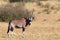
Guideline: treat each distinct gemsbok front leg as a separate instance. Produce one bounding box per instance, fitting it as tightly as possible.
[22,27,25,38]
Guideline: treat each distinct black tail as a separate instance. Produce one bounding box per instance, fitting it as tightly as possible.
[7,20,13,34]
[7,25,10,34]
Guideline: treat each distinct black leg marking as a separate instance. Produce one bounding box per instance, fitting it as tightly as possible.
[10,27,14,32]
[22,27,25,32]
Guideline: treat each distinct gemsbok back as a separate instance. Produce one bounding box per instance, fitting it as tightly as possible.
[7,17,33,38]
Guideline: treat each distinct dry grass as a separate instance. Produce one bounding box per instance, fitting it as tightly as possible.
[0,13,60,40]
[0,1,60,40]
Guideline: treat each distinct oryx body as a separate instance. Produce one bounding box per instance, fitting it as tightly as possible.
[7,17,32,38]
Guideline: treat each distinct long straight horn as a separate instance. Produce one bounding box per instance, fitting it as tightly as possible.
[31,9,35,20]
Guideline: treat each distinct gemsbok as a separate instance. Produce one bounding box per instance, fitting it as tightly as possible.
[7,17,33,38]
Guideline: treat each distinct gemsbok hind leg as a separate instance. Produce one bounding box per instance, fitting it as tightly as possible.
[7,26,14,40]
[7,26,14,38]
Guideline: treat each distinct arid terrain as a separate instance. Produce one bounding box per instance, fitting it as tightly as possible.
[0,1,60,40]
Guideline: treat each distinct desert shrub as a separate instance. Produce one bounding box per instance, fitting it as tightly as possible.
[9,0,33,3]
[9,0,21,2]
[0,3,33,22]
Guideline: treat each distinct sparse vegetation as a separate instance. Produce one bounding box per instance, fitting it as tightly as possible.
[9,0,33,2]
[0,3,33,22]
